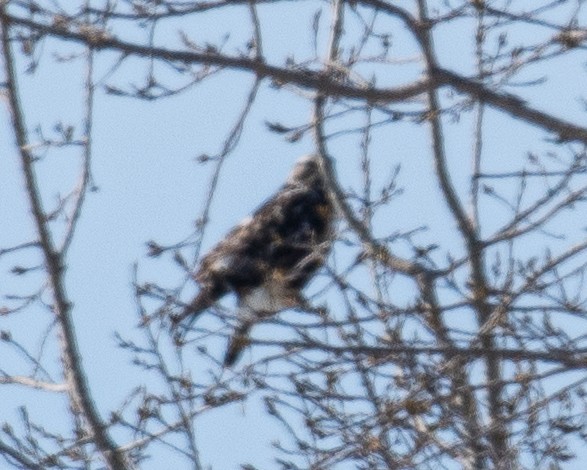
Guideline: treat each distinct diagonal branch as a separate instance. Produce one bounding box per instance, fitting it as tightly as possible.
[1,11,429,102]
[2,11,587,143]
[0,12,129,470]
[433,67,587,143]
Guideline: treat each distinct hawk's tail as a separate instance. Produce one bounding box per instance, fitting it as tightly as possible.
[223,321,253,367]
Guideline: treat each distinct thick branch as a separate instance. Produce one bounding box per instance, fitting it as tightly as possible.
[1,12,428,102]
[0,13,129,470]
[433,67,587,143]
[258,338,587,368]
[3,12,586,144]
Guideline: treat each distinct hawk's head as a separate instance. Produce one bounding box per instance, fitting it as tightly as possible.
[286,154,324,187]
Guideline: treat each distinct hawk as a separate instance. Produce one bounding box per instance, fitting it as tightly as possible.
[174,154,335,366]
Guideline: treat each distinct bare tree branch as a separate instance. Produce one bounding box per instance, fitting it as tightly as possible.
[0,9,129,470]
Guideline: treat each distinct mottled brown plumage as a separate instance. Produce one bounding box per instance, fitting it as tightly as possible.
[174,155,335,366]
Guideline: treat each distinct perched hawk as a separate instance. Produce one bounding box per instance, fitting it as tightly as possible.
[174,154,335,366]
